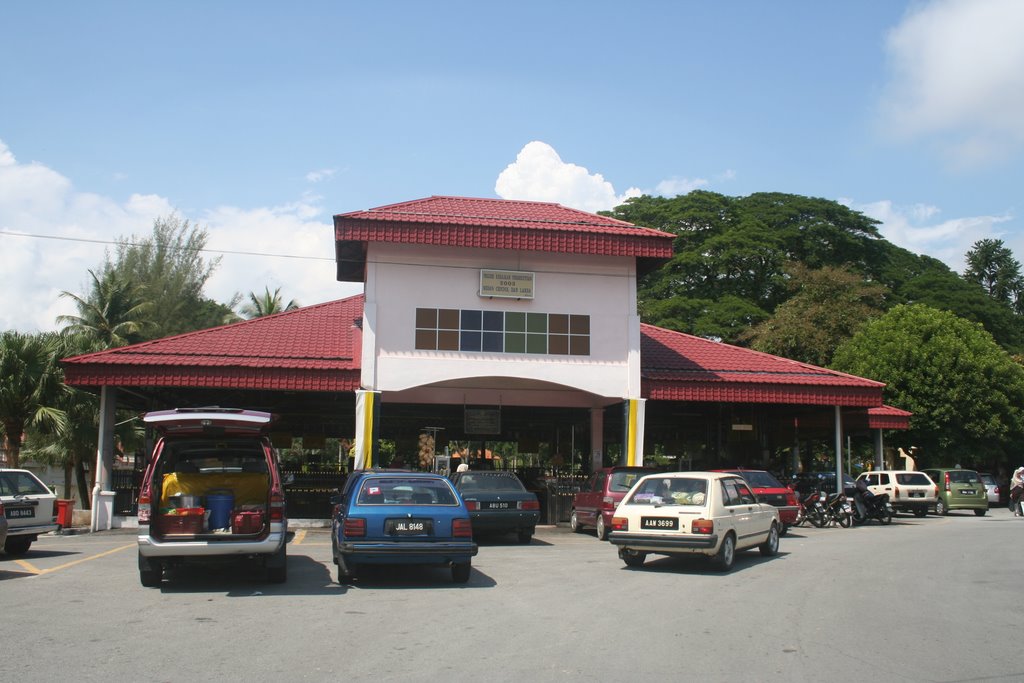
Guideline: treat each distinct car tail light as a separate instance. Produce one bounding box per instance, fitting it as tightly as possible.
[894,487,900,500]
[611,516,629,531]
[601,496,615,510]
[138,492,151,523]
[464,500,480,511]
[519,499,540,511]
[692,518,714,535]
[343,518,366,537]
[269,490,286,522]
[944,473,951,492]
[453,518,473,537]
[934,485,940,498]
[785,490,798,507]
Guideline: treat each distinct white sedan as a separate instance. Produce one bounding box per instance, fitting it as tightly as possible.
[608,471,780,572]
[0,468,58,555]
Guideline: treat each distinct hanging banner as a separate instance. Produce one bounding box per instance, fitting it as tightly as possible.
[622,398,646,466]
[353,390,381,470]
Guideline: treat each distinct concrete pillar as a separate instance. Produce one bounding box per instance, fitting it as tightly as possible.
[874,429,884,470]
[833,406,844,495]
[91,386,117,532]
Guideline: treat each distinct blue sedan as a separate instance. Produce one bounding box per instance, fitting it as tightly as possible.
[331,471,478,583]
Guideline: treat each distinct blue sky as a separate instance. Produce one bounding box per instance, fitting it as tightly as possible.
[2,0,1023,332]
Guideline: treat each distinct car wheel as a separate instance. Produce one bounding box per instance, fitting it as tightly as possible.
[913,508,927,518]
[974,508,988,517]
[337,561,358,584]
[779,523,790,537]
[880,510,893,525]
[596,516,608,541]
[711,533,736,572]
[759,523,779,556]
[935,499,947,516]
[619,549,646,568]
[451,562,471,583]
[517,528,533,544]
[3,536,32,555]
[266,545,287,584]
[569,510,582,533]
[138,552,162,587]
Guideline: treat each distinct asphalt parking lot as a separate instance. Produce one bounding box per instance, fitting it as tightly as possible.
[4,509,1024,682]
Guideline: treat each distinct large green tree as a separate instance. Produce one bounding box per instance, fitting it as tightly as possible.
[0,331,68,468]
[58,267,152,347]
[963,238,1023,305]
[743,264,889,366]
[831,304,1024,466]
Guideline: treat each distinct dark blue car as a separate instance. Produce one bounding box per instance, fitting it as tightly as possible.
[451,471,540,543]
[331,471,478,584]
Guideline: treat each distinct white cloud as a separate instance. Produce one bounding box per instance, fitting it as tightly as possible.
[305,168,336,183]
[879,0,1024,167]
[0,139,359,333]
[495,141,642,212]
[655,177,709,197]
[841,196,1012,272]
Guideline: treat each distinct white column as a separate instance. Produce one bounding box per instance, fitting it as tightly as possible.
[91,386,117,532]
[874,429,884,470]
[353,389,381,470]
[590,407,604,471]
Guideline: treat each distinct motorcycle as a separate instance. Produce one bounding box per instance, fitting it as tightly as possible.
[851,487,893,525]
[825,492,853,528]
[796,490,830,528]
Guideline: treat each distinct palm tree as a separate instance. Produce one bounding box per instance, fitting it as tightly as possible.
[0,331,68,468]
[239,286,299,319]
[57,268,153,347]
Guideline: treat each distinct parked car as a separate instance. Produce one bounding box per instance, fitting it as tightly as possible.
[570,466,659,540]
[855,470,937,517]
[0,468,59,555]
[0,501,7,551]
[136,407,289,587]
[714,469,800,535]
[608,472,780,572]
[451,470,540,543]
[921,467,988,516]
[332,470,478,583]
[978,473,1000,505]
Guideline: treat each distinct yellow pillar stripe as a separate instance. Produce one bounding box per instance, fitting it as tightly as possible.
[362,391,376,469]
[626,399,638,466]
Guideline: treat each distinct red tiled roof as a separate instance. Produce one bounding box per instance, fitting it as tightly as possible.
[333,196,675,281]
[866,405,912,429]
[61,297,364,392]
[62,295,889,409]
[640,324,884,406]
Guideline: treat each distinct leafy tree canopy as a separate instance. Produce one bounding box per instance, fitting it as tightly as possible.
[831,304,1024,466]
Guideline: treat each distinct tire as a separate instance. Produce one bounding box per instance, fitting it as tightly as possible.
[879,510,892,525]
[451,562,471,583]
[974,508,988,517]
[780,523,790,537]
[336,561,357,584]
[935,499,948,516]
[138,552,162,587]
[808,510,826,528]
[913,508,927,518]
[838,512,852,528]
[619,549,646,568]
[759,523,779,556]
[3,536,32,555]
[569,510,582,533]
[596,515,608,541]
[517,528,534,544]
[711,533,736,572]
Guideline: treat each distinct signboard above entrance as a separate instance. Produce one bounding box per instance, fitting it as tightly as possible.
[465,407,501,435]
[479,269,535,299]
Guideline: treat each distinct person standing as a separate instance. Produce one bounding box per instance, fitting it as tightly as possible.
[1009,467,1024,516]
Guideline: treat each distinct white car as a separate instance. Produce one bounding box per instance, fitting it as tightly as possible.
[855,470,937,517]
[0,468,59,555]
[608,472,780,572]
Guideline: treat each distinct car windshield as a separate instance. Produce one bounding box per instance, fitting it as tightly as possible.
[980,474,995,485]
[456,473,526,493]
[0,470,50,496]
[357,477,457,505]
[730,470,783,488]
[896,473,931,485]
[609,470,654,492]
[626,477,708,506]
[947,470,980,484]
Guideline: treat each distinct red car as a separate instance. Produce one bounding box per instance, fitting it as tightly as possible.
[570,466,658,540]
[715,469,800,535]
